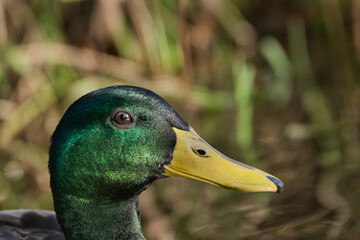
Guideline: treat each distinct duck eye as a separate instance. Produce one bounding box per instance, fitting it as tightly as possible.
[113,111,132,125]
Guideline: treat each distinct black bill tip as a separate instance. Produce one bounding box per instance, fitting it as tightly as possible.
[267,176,284,193]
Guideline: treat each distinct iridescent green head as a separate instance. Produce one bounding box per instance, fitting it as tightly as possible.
[49,86,189,202]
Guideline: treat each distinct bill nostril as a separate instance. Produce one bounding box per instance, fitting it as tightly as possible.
[196,149,206,156]
[191,147,207,156]
[266,176,284,193]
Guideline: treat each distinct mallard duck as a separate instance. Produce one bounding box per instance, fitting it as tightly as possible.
[0,85,283,240]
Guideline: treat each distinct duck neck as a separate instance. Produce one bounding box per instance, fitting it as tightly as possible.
[55,196,145,240]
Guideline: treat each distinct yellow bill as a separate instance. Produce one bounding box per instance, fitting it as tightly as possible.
[163,127,284,193]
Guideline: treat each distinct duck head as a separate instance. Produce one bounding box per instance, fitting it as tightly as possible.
[49,85,283,203]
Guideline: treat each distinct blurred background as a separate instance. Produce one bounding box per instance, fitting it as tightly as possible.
[0,0,359,239]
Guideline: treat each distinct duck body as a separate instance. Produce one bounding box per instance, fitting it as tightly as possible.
[0,86,283,239]
[0,210,64,239]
